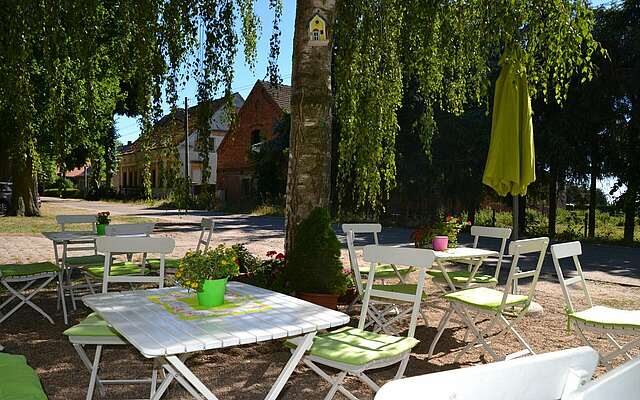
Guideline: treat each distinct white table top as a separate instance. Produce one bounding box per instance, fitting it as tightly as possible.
[42,231,98,242]
[432,247,499,260]
[83,282,350,358]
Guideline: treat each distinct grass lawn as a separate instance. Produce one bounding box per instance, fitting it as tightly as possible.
[0,202,157,235]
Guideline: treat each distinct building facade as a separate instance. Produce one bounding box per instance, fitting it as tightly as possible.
[216,80,291,202]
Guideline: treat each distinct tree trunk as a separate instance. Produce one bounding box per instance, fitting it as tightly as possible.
[10,153,40,216]
[285,0,336,255]
[548,168,558,238]
[623,184,637,244]
[588,161,598,238]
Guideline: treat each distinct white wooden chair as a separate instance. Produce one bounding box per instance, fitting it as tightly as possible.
[427,226,512,291]
[552,241,640,370]
[345,230,428,334]
[0,261,59,324]
[146,217,214,270]
[431,237,549,361]
[567,356,640,399]
[287,245,434,400]
[64,236,174,400]
[342,223,412,283]
[55,214,100,323]
[375,346,599,400]
[80,223,156,291]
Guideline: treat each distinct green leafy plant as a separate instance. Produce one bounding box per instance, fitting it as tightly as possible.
[247,250,287,293]
[231,243,260,273]
[175,245,239,291]
[411,214,469,248]
[96,211,111,225]
[286,208,347,295]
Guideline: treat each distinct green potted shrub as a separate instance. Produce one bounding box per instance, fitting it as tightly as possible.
[96,211,111,236]
[411,214,470,249]
[175,244,239,307]
[286,207,347,309]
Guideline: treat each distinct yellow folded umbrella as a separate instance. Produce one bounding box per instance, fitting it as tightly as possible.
[483,48,536,197]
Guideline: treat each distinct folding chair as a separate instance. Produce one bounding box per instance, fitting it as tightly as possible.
[552,241,640,371]
[287,245,434,400]
[342,223,412,283]
[432,237,549,362]
[64,236,174,400]
[427,226,512,291]
[146,217,214,270]
[375,346,599,400]
[567,355,640,400]
[80,223,156,291]
[345,230,429,334]
[54,214,100,322]
[0,261,59,324]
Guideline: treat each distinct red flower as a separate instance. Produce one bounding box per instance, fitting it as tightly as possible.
[266,250,277,257]
[446,215,453,222]
[275,253,285,261]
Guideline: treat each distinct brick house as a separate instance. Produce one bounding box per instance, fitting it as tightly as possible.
[216,80,291,202]
[112,93,244,198]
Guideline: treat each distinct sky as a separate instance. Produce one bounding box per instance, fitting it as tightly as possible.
[115,0,297,143]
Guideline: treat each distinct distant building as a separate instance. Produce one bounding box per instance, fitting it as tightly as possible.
[216,80,291,202]
[112,93,244,198]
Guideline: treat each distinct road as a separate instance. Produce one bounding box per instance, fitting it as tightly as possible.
[20,197,640,286]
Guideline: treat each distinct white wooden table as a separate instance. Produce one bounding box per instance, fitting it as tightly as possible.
[83,282,350,400]
[431,247,500,291]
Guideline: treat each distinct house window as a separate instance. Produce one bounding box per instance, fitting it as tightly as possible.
[251,130,262,145]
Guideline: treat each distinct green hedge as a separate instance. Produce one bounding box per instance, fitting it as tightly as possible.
[43,188,82,198]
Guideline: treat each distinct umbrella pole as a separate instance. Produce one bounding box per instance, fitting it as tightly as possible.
[512,195,519,241]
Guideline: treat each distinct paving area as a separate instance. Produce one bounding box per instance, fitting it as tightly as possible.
[2,197,640,286]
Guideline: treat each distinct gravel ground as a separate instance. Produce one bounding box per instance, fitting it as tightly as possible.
[2,276,640,400]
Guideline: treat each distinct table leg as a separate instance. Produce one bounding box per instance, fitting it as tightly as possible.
[264,331,316,400]
[151,355,218,400]
[435,260,457,292]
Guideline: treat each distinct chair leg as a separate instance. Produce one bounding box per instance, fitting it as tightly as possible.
[324,371,347,400]
[303,359,360,400]
[73,344,106,396]
[394,353,410,379]
[428,307,453,358]
[0,277,55,324]
[86,345,103,400]
[59,271,69,325]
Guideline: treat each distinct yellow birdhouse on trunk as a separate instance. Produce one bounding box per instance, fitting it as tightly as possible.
[309,13,327,44]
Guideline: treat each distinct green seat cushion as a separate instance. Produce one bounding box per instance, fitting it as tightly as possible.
[371,284,427,300]
[288,326,419,366]
[428,270,498,286]
[0,262,57,277]
[0,352,47,400]
[63,313,119,337]
[569,306,640,329]
[146,258,181,269]
[444,287,528,311]
[64,254,105,266]
[83,261,145,278]
[359,264,412,279]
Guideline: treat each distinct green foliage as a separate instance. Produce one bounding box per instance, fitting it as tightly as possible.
[245,251,287,293]
[42,188,82,198]
[231,243,260,274]
[286,208,346,295]
[334,0,602,214]
[250,113,289,202]
[411,215,470,248]
[176,245,239,291]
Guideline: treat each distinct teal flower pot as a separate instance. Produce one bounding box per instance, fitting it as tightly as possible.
[197,278,227,307]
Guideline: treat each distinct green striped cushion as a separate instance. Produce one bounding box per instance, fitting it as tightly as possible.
[359,264,412,279]
[570,306,640,330]
[63,313,119,337]
[84,262,146,278]
[0,262,57,277]
[444,287,528,311]
[428,270,498,286]
[64,254,105,266]
[0,352,47,400]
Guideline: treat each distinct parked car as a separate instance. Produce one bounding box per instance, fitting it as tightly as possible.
[0,182,41,215]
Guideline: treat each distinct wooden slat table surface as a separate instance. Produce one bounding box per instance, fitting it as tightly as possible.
[83,282,351,358]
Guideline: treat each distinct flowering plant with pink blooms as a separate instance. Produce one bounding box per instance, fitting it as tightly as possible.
[411,214,470,249]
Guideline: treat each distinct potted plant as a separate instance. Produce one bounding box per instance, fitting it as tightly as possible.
[411,215,470,250]
[285,208,348,309]
[96,211,111,236]
[175,244,239,307]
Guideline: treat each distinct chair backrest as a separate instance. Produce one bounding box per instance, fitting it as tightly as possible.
[342,223,382,295]
[470,226,512,279]
[105,223,155,237]
[499,237,549,312]
[551,241,593,314]
[56,214,97,232]
[568,356,640,400]
[95,236,175,293]
[360,245,434,337]
[374,346,599,400]
[196,217,215,252]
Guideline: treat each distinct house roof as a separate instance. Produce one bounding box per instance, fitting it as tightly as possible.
[65,167,88,178]
[258,80,292,113]
[119,93,243,155]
